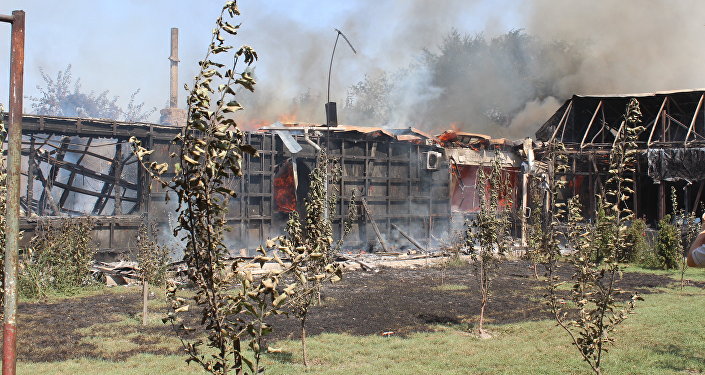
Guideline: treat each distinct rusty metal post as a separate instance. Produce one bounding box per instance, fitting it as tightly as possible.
[169,28,179,109]
[2,10,25,375]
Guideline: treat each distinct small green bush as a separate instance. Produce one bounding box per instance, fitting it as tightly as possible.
[20,218,96,298]
[655,214,681,270]
[623,218,648,263]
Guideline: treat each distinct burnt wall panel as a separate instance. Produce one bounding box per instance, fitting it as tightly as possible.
[13,115,451,256]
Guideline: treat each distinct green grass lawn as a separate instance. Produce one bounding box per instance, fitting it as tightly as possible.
[15,267,705,375]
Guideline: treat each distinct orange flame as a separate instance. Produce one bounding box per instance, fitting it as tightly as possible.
[277,113,297,124]
[437,129,458,147]
[273,160,297,213]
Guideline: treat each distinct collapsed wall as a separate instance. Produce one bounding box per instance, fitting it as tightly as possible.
[534,89,705,224]
[10,114,452,259]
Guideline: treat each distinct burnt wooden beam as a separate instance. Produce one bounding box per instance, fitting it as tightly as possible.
[33,167,62,216]
[25,136,35,216]
[34,152,138,191]
[92,161,118,214]
[58,137,92,207]
[19,115,180,141]
[549,101,572,143]
[361,197,388,252]
[114,145,123,215]
[30,170,138,203]
[647,97,668,146]
[22,137,125,164]
[38,137,69,215]
[580,100,603,149]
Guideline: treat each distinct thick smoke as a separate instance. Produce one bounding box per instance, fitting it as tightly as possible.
[238,0,705,138]
[8,1,705,139]
[523,0,705,97]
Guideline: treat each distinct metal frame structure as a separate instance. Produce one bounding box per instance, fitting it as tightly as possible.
[5,115,451,257]
[535,90,705,223]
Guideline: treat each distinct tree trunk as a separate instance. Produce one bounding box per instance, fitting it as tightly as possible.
[234,339,243,375]
[478,298,486,334]
[301,317,308,367]
[142,278,148,326]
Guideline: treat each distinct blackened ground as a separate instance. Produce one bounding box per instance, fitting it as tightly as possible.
[13,260,677,362]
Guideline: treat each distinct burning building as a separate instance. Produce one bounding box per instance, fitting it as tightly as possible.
[535,89,705,224]
[8,114,454,258]
[437,130,522,213]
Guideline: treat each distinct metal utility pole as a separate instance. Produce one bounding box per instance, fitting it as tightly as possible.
[325,28,356,127]
[323,28,356,221]
[1,10,25,375]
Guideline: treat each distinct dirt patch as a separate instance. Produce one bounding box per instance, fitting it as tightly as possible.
[265,260,673,341]
[11,260,675,362]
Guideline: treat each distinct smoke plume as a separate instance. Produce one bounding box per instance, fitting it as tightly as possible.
[238,0,705,138]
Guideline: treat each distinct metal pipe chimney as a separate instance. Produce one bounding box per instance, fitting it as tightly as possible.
[169,28,179,109]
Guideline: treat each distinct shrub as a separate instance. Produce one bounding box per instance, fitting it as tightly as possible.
[20,217,96,297]
[655,214,681,270]
[623,218,648,263]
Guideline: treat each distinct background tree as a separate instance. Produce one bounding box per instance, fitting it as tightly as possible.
[343,29,583,133]
[29,64,155,122]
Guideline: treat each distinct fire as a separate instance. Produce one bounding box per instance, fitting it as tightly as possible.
[273,159,297,213]
[437,129,458,147]
[436,123,464,146]
[239,118,269,131]
[277,113,297,124]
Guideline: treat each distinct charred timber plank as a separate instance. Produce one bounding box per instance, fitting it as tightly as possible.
[22,139,116,164]
[647,97,668,146]
[391,223,427,252]
[34,152,138,190]
[42,178,138,203]
[93,146,122,215]
[549,101,572,143]
[38,137,69,215]
[59,137,93,207]
[25,136,35,216]
[20,215,143,231]
[114,145,123,215]
[361,197,388,252]
[33,167,63,216]
[580,100,603,149]
[20,117,181,141]
[28,166,139,208]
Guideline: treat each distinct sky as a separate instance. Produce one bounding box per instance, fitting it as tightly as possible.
[3,1,705,136]
[0,0,521,124]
